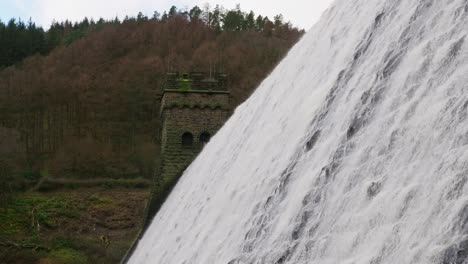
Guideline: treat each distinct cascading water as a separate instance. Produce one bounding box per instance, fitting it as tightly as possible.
[130,0,468,263]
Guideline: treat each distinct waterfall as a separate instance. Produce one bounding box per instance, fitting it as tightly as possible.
[130,0,468,263]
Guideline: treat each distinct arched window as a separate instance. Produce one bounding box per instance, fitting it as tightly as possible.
[199,132,211,145]
[182,132,194,146]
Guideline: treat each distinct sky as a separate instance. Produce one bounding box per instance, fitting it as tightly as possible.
[0,0,335,30]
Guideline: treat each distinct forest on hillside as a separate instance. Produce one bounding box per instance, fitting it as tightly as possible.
[0,5,303,194]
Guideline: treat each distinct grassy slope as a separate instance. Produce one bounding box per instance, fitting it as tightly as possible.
[0,188,149,264]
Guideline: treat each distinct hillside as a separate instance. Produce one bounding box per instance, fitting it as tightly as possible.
[0,5,303,183]
[0,188,149,264]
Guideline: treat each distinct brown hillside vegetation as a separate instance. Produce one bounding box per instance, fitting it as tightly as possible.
[0,7,303,180]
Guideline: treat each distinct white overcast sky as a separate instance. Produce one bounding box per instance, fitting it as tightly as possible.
[0,0,335,30]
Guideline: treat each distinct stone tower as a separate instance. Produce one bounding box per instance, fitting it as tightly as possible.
[145,72,231,224]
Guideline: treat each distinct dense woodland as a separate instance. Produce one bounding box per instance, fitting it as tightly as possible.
[0,17,117,68]
[0,5,303,192]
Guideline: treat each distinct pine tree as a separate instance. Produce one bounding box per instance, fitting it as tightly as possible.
[245,11,255,30]
[152,11,160,21]
[189,6,202,22]
[168,6,178,18]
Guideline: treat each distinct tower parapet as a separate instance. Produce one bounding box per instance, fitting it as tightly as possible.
[165,72,228,91]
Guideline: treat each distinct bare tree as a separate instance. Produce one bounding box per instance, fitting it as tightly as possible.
[0,127,22,211]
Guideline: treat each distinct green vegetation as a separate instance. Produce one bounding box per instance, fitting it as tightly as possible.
[50,248,88,264]
[177,78,193,91]
[33,177,150,192]
[0,17,116,68]
[0,190,148,264]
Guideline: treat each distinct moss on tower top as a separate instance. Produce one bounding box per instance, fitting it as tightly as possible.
[165,72,228,91]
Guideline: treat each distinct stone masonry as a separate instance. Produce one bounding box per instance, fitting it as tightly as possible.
[144,73,231,225]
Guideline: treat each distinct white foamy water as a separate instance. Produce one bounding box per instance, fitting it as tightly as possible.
[130,0,468,263]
